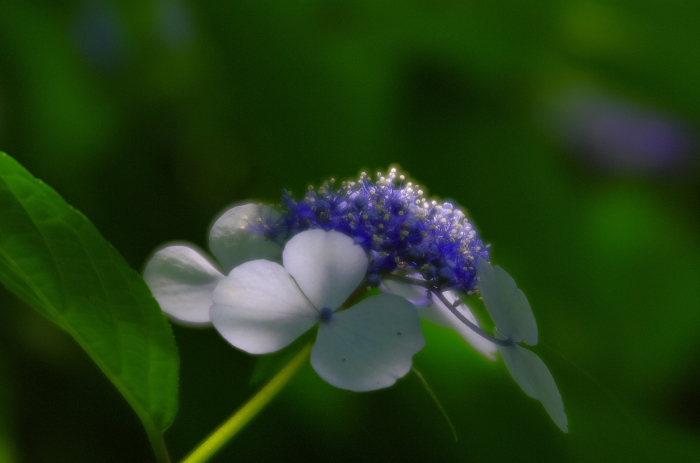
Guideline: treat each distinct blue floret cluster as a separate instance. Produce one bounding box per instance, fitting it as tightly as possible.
[254,168,489,294]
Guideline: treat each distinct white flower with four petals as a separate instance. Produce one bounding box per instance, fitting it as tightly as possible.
[211,229,426,391]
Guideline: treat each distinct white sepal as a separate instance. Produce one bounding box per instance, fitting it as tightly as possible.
[477,258,538,345]
[311,294,425,391]
[497,334,568,433]
[382,276,430,305]
[283,230,368,311]
[210,259,319,354]
[209,203,282,273]
[144,244,223,325]
[420,291,497,360]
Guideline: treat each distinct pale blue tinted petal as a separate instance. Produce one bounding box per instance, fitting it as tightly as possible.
[283,230,368,310]
[210,260,318,354]
[382,274,430,305]
[143,244,223,325]
[419,291,497,360]
[311,294,425,391]
[209,203,282,273]
[499,342,568,433]
[477,258,538,345]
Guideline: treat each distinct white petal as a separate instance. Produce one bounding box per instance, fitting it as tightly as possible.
[210,260,319,354]
[311,294,425,391]
[283,230,368,310]
[420,291,497,360]
[477,259,538,345]
[143,244,223,325]
[382,275,430,305]
[499,342,568,433]
[209,204,283,273]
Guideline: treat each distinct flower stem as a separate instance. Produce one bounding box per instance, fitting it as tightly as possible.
[180,343,313,463]
[430,290,512,347]
[146,428,172,463]
[383,274,512,347]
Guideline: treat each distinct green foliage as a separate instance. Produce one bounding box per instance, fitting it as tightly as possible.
[0,153,179,440]
[0,355,16,463]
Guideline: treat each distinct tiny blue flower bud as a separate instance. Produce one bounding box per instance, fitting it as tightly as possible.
[437,267,455,285]
[408,246,425,262]
[354,195,368,210]
[319,307,334,323]
[421,266,437,280]
[315,200,331,212]
[367,273,382,287]
[373,255,398,273]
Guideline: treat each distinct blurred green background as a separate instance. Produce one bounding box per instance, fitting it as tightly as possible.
[1,1,699,462]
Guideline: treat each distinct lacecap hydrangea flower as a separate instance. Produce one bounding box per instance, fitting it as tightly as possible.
[144,167,566,430]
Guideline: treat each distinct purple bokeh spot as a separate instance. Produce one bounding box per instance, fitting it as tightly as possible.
[73,2,126,70]
[552,89,695,176]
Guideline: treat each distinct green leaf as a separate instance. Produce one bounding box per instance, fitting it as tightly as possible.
[0,153,178,456]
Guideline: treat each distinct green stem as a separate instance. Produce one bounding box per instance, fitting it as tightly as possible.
[181,343,313,463]
[430,290,512,347]
[146,427,172,463]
